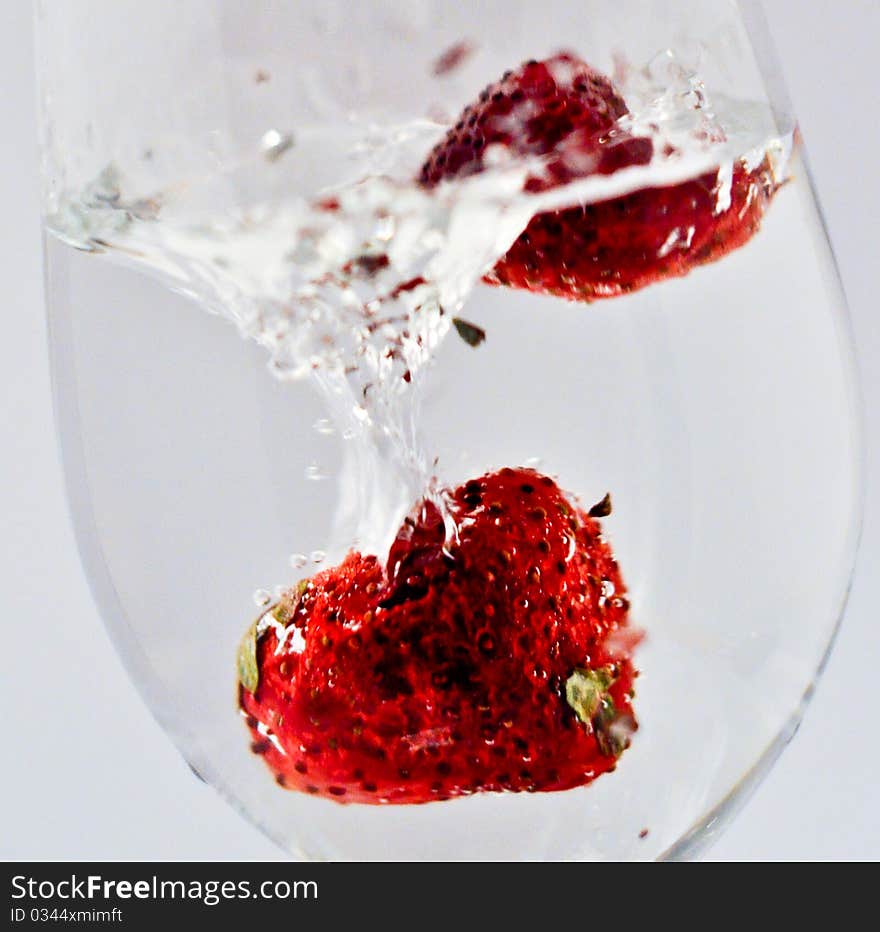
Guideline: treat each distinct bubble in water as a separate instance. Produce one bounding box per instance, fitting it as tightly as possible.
[599,578,617,607]
[253,588,272,607]
[311,550,327,564]
[290,553,308,569]
[374,215,395,242]
[313,418,335,435]
[524,456,543,468]
[342,427,359,441]
[305,463,328,481]
[261,128,295,163]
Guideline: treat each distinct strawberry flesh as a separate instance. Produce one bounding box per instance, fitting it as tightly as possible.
[420,53,777,301]
[240,468,638,804]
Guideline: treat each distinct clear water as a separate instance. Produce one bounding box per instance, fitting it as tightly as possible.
[46,52,794,557]
[44,50,861,858]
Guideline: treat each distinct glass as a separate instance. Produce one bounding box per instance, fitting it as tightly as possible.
[36,0,862,859]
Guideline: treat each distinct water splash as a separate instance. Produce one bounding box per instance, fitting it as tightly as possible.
[43,50,793,563]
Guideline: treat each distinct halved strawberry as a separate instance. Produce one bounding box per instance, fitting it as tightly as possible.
[239,468,638,804]
[420,53,777,301]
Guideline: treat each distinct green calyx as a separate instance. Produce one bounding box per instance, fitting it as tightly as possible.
[565,666,626,758]
[272,578,309,625]
[237,620,260,695]
[238,579,310,694]
[452,317,486,348]
[588,492,612,518]
[565,667,613,723]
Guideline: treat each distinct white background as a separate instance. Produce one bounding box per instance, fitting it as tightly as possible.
[1,0,877,860]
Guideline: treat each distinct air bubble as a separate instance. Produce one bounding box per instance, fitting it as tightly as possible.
[305,463,328,481]
[290,553,307,569]
[311,550,327,564]
[253,589,272,607]
[313,418,335,435]
[261,128,294,162]
[375,216,395,242]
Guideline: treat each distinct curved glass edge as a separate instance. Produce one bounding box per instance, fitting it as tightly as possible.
[660,554,863,860]
[661,68,868,854]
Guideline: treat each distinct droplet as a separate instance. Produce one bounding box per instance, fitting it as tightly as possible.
[311,550,326,564]
[375,215,395,242]
[261,128,294,162]
[305,464,327,481]
[290,553,307,569]
[313,418,335,435]
[253,589,271,607]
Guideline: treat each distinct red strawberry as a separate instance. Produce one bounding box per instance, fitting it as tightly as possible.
[239,468,638,804]
[419,54,777,301]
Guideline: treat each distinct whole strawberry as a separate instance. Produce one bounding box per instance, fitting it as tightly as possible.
[239,468,638,804]
[420,54,777,301]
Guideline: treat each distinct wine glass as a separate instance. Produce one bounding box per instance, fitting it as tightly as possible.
[36,0,862,860]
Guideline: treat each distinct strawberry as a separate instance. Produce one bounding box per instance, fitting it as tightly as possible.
[239,468,638,804]
[419,54,777,301]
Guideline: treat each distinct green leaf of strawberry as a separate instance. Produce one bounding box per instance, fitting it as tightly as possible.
[565,666,614,724]
[452,317,486,347]
[237,617,261,694]
[588,492,612,518]
[272,578,309,625]
[566,666,631,759]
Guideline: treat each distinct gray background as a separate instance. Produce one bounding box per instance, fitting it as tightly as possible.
[1,0,877,859]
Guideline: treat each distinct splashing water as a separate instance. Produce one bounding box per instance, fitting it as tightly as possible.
[43,48,793,560]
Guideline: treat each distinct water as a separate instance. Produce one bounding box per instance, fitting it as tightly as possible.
[43,51,860,859]
[46,51,793,561]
